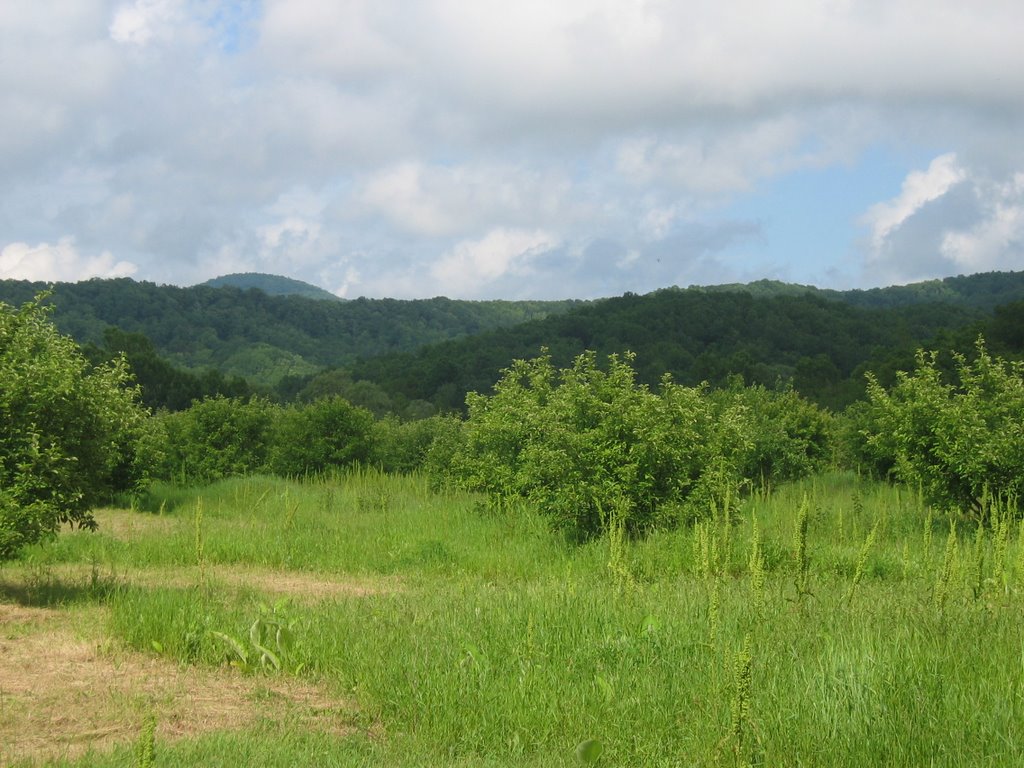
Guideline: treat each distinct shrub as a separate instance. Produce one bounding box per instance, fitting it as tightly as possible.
[862,339,1024,517]
[268,396,373,476]
[369,414,457,474]
[0,296,145,558]
[450,351,829,539]
[160,396,277,482]
[712,381,834,490]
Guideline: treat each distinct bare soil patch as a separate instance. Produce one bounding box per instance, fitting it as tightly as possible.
[0,602,357,765]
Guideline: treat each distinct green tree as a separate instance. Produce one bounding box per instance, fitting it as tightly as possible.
[268,397,373,476]
[0,296,145,559]
[862,339,1024,517]
[159,396,276,482]
[453,351,720,538]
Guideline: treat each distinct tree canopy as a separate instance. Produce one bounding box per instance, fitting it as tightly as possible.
[0,296,146,559]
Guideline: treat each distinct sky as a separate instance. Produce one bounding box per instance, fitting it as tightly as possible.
[1,0,1023,300]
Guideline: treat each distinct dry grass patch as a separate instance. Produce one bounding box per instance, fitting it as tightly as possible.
[65,507,181,543]
[9,561,401,605]
[0,601,357,765]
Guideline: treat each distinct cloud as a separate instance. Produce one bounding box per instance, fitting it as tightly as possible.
[357,161,575,238]
[430,228,559,295]
[2,1,1024,298]
[862,153,967,253]
[109,0,182,46]
[860,159,1024,284]
[0,237,137,282]
[940,173,1024,272]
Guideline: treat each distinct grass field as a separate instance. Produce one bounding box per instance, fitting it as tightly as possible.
[2,469,1022,766]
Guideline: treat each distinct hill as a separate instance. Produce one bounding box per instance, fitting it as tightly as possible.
[3,270,1022,411]
[698,271,1024,309]
[200,273,343,302]
[0,278,582,388]
[344,273,1024,412]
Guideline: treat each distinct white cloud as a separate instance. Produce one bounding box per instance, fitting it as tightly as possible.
[258,0,406,78]
[109,0,183,46]
[3,0,1024,296]
[358,161,575,238]
[940,173,1024,271]
[0,238,137,282]
[430,228,559,295]
[859,161,1024,284]
[862,153,967,254]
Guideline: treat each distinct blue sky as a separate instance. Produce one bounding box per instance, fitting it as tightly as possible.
[1,1,1023,299]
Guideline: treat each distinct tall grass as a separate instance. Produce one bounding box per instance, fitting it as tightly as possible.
[19,470,1024,766]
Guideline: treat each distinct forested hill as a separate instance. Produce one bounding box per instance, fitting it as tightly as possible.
[2,270,1022,411]
[698,270,1024,309]
[0,277,582,386]
[200,272,343,301]
[346,282,1024,413]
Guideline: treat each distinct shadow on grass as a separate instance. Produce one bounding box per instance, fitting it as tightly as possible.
[0,562,125,608]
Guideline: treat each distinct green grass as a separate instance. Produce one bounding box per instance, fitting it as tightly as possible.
[11,470,1024,766]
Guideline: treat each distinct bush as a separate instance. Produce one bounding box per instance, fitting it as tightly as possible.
[0,296,145,559]
[269,397,373,476]
[450,351,831,539]
[712,381,834,490]
[861,339,1024,517]
[158,396,277,483]
[369,414,458,474]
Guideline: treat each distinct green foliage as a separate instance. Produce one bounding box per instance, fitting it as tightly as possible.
[142,394,445,483]
[711,381,834,491]
[0,277,580,389]
[156,396,277,483]
[0,296,145,559]
[87,327,253,411]
[860,339,1024,516]
[201,272,344,301]
[210,599,301,674]
[350,283,1013,415]
[268,397,374,476]
[369,414,459,474]
[450,351,831,539]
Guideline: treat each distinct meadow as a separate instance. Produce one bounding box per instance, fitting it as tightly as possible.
[2,469,1023,766]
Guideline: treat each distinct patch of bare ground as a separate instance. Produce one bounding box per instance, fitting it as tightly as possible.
[0,602,359,765]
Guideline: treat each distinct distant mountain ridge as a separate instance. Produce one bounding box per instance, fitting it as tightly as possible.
[0,276,582,387]
[1,270,1022,404]
[200,273,343,301]
[697,272,1024,309]
[345,270,1024,412]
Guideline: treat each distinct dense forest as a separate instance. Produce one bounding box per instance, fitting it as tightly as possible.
[0,277,581,387]
[2,271,1023,415]
[345,284,1024,413]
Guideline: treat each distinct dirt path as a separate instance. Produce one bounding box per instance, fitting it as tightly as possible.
[0,599,358,764]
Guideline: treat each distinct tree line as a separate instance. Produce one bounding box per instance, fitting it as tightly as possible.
[4,292,1022,560]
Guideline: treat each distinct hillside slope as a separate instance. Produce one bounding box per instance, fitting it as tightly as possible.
[347,274,1024,412]
[0,278,582,386]
[200,273,343,302]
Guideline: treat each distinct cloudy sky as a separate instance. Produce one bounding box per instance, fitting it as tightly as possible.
[1,0,1023,299]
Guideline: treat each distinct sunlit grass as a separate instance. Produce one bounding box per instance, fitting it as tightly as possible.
[9,470,1024,766]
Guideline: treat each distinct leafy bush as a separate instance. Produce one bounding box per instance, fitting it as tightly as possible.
[369,414,459,474]
[269,397,373,476]
[861,339,1024,517]
[0,296,145,558]
[157,396,277,482]
[449,351,832,539]
[712,381,834,490]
